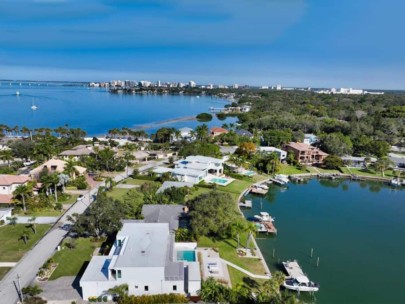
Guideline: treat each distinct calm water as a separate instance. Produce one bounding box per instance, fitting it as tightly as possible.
[243,179,405,304]
[0,82,235,135]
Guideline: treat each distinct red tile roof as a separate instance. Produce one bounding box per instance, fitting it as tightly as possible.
[0,175,30,186]
[210,127,228,134]
[0,194,13,204]
[286,142,328,156]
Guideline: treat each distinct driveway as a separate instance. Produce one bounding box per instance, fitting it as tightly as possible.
[38,276,83,303]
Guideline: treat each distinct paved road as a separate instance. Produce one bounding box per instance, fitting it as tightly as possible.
[0,160,166,303]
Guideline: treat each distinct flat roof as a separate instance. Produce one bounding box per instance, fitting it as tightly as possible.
[142,204,185,231]
[184,155,224,164]
[113,222,169,268]
[172,168,205,177]
[80,256,111,282]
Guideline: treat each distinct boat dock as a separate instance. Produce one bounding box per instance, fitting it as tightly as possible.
[261,221,277,234]
[239,200,252,208]
[250,186,268,195]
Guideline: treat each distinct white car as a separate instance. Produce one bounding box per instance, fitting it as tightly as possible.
[76,195,85,202]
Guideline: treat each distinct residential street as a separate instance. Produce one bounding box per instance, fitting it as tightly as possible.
[0,160,165,303]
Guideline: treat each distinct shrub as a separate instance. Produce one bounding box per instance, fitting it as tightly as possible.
[196,112,213,122]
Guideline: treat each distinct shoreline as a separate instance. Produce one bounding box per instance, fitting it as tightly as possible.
[131,115,197,130]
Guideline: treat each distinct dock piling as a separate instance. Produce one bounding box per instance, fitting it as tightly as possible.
[316,257,320,267]
[310,248,313,258]
[272,248,275,258]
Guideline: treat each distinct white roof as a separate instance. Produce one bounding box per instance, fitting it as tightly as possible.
[184,155,223,164]
[113,222,169,268]
[259,147,286,153]
[177,162,208,170]
[172,168,205,178]
[153,167,173,174]
[80,256,111,282]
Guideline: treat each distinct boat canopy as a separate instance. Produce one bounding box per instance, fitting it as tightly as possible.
[296,275,310,284]
[260,212,269,216]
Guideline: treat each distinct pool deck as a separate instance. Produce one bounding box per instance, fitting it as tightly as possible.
[205,174,235,186]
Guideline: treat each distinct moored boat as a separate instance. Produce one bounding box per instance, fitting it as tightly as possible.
[282,260,319,292]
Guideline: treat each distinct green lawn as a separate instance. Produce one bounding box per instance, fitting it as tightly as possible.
[24,210,63,217]
[0,224,51,262]
[121,177,158,186]
[227,266,267,290]
[278,164,309,175]
[0,267,11,280]
[198,235,266,275]
[61,194,79,204]
[50,238,103,280]
[106,188,131,201]
[341,167,397,178]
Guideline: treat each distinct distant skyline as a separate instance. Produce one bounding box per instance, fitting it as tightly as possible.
[1,0,404,89]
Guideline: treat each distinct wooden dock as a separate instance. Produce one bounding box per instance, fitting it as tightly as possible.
[250,186,268,195]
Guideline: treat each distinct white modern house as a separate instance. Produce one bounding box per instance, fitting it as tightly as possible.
[171,127,195,142]
[80,221,201,300]
[153,156,225,184]
[303,134,319,146]
[259,147,287,161]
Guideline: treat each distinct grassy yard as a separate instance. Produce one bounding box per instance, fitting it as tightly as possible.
[106,188,131,201]
[227,266,267,290]
[50,238,103,280]
[341,167,396,178]
[278,164,309,175]
[0,267,11,280]
[24,210,63,217]
[198,235,266,275]
[0,224,51,262]
[62,194,79,204]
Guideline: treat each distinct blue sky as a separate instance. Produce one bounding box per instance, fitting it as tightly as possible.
[0,0,404,89]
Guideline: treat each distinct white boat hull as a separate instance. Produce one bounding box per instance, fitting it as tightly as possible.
[283,282,319,292]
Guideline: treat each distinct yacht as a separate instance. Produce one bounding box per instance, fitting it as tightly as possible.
[282,260,319,292]
[254,212,275,222]
[275,174,289,185]
[16,91,20,96]
[390,178,402,187]
[31,100,38,110]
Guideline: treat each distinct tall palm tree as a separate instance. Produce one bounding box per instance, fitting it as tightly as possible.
[64,159,79,180]
[0,149,14,167]
[374,157,394,177]
[13,184,32,212]
[28,216,37,234]
[195,124,209,142]
[123,151,135,177]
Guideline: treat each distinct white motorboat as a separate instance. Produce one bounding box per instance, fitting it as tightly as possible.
[16,91,20,96]
[282,260,319,292]
[254,212,275,222]
[258,184,269,190]
[31,105,38,110]
[275,174,289,185]
[283,277,319,292]
[390,178,402,187]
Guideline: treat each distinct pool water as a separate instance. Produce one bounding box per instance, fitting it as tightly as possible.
[177,250,196,262]
[210,177,228,184]
[244,170,256,177]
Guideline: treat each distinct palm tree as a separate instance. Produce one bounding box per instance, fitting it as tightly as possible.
[123,151,135,177]
[58,173,70,192]
[49,173,60,203]
[231,220,246,249]
[13,184,32,212]
[29,216,37,234]
[105,177,115,191]
[6,216,18,225]
[64,159,79,180]
[374,157,394,177]
[195,124,209,142]
[0,149,14,167]
[245,221,257,250]
[20,229,31,244]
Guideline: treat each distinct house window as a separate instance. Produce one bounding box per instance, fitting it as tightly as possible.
[144,286,149,291]
[173,285,177,291]
[117,270,122,279]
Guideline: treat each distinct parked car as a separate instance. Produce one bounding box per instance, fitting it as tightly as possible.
[76,194,84,202]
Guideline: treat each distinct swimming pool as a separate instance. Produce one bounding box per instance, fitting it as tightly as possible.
[243,170,256,177]
[177,250,196,262]
[210,177,229,184]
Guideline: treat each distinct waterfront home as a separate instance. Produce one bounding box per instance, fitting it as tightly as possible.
[259,147,287,160]
[29,159,86,179]
[341,156,376,168]
[303,134,319,145]
[153,155,225,184]
[171,127,195,142]
[132,150,150,162]
[210,127,228,137]
[284,142,328,165]
[80,221,201,300]
[0,207,13,225]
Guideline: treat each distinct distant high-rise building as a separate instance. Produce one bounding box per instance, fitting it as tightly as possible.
[157,80,161,87]
[189,80,196,88]
[232,84,239,89]
[276,84,282,91]
[207,84,214,89]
